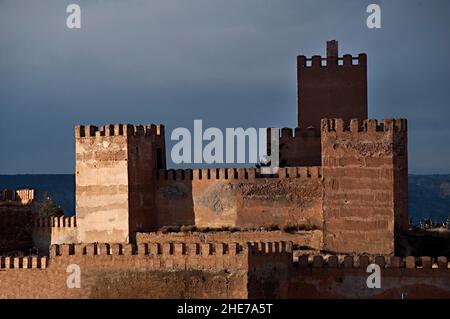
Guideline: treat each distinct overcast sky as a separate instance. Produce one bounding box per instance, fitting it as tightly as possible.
[1,0,449,174]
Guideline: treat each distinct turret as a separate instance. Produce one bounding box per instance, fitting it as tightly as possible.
[75,123,166,243]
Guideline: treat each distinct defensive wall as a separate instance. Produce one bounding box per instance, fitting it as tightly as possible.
[136,230,323,252]
[73,116,407,256]
[0,240,448,299]
[0,189,37,254]
[155,166,323,230]
[32,216,78,255]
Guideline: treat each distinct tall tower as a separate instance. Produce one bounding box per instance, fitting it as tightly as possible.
[297,40,368,129]
[75,124,165,243]
[321,118,408,255]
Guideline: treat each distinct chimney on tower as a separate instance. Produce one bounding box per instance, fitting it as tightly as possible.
[326,40,338,57]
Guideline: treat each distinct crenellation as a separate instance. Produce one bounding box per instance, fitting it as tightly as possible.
[155,166,323,181]
[122,244,134,255]
[312,255,323,268]
[322,118,407,134]
[297,54,365,69]
[0,255,47,270]
[420,256,432,269]
[327,255,338,268]
[374,256,386,268]
[281,127,293,138]
[358,255,370,268]
[0,189,37,204]
[75,123,166,138]
[86,243,97,255]
[111,243,123,255]
[343,256,354,268]
[291,255,450,270]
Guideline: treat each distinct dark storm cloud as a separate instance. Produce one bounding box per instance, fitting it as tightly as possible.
[0,0,449,174]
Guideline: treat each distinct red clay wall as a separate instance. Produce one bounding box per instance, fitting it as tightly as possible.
[321,118,408,255]
[288,255,450,298]
[32,216,78,255]
[0,205,33,254]
[278,127,321,167]
[0,189,37,254]
[0,242,255,298]
[297,54,367,129]
[155,167,324,230]
[0,243,448,299]
[136,230,323,251]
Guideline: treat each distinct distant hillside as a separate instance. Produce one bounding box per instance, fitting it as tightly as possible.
[0,175,75,216]
[409,174,450,224]
[0,174,449,223]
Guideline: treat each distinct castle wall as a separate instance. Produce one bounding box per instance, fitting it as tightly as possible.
[155,167,324,230]
[136,230,323,251]
[0,242,448,298]
[0,189,37,254]
[297,54,368,129]
[247,242,292,298]
[288,255,450,298]
[0,242,253,298]
[0,206,33,254]
[278,127,321,167]
[32,216,78,255]
[321,119,408,255]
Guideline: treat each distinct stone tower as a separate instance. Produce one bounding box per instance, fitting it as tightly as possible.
[75,124,165,243]
[321,118,408,255]
[297,40,368,129]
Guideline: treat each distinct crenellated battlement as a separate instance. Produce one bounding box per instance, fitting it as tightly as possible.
[0,189,37,205]
[0,256,47,270]
[75,123,165,138]
[248,241,293,255]
[34,216,77,228]
[296,255,449,270]
[49,241,293,257]
[321,118,407,134]
[297,53,366,68]
[279,126,321,140]
[156,167,322,181]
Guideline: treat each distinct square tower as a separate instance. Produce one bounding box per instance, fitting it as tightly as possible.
[297,41,368,129]
[75,124,165,243]
[321,118,408,255]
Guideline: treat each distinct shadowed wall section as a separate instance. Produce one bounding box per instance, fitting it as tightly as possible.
[155,167,323,230]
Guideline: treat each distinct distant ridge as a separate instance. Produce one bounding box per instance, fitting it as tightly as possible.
[0,174,75,216]
[0,174,449,223]
[409,174,450,223]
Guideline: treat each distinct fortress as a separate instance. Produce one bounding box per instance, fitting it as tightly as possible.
[0,41,448,298]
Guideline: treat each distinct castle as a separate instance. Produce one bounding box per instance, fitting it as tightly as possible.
[0,41,448,298]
